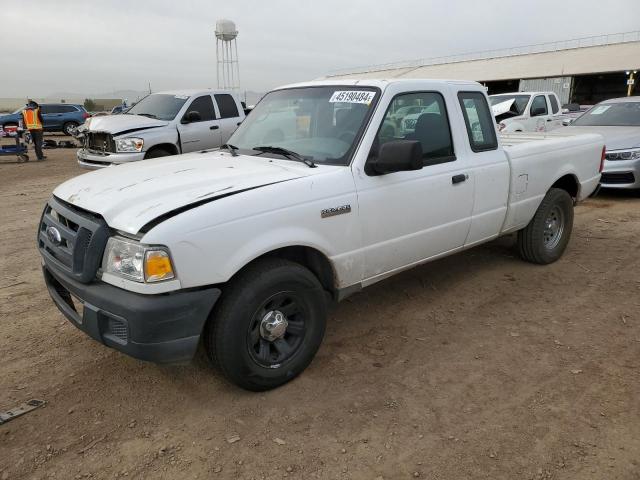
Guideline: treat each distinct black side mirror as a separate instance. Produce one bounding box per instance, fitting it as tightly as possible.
[181,110,202,124]
[367,140,423,175]
[530,106,546,117]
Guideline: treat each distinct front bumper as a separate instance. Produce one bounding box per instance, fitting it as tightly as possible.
[43,263,220,363]
[77,148,146,169]
[600,158,640,189]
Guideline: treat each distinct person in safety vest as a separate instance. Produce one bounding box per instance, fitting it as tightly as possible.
[22,100,45,161]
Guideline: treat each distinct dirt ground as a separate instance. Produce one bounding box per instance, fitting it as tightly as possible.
[1,138,639,480]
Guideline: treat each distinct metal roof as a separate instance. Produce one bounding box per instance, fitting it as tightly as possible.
[325,31,640,82]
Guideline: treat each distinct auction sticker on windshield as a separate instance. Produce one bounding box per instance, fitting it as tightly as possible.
[330,91,376,105]
[590,105,611,115]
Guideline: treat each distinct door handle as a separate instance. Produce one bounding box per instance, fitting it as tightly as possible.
[210,125,219,130]
[546,118,553,122]
[237,121,242,126]
[452,174,467,184]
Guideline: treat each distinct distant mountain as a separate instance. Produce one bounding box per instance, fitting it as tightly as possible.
[46,89,265,105]
[47,89,148,101]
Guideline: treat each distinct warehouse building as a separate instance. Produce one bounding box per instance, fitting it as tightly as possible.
[325,31,640,105]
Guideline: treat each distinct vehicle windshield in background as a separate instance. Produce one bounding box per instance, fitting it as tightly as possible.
[126,94,188,121]
[227,86,378,165]
[571,101,640,127]
[490,94,530,121]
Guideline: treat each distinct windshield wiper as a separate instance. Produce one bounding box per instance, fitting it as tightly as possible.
[253,145,316,168]
[136,113,157,119]
[220,143,239,157]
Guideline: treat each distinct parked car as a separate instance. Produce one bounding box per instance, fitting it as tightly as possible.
[39,79,603,390]
[565,96,640,190]
[0,104,89,135]
[490,92,567,133]
[75,89,245,169]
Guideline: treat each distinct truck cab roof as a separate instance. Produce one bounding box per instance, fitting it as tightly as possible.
[279,78,483,91]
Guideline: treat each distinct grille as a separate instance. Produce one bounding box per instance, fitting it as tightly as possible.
[38,197,109,283]
[85,132,115,154]
[600,172,635,185]
[106,318,128,342]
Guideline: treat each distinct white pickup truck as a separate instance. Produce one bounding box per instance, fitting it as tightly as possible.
[76,89,245,169]
[490,91,567,133]
[39,79,603,391]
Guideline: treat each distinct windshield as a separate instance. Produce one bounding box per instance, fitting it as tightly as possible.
[126,94,188,121]
[490,94,530,116]
[572,101,640,127]
[227,86,379,165]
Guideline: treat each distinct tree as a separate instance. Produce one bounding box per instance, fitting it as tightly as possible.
[83,98,97,111]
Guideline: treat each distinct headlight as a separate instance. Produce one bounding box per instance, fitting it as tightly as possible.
[103,236,175,283]
[605,148,640,161]
[115,137,144,153]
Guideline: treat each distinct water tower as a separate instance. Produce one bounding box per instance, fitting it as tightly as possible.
[215,19,240,90]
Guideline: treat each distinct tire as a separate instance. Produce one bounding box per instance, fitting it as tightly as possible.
[144,148,172,159]
[62,122,78,136]
[204,258,327,391]
[517,188,574,264]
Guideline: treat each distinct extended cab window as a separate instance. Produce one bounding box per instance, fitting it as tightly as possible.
[215,94,240,118]
[548,94,560,114]
[184,95,216,122]
[457,91,498,152]
[530,95,548,116]
[377,92,454,165]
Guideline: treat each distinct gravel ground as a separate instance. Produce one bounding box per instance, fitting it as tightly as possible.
[1,139,639,480]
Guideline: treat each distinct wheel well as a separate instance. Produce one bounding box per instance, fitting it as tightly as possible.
[145,143,178,156]
[241,246,337,297]
[551,174,579,199]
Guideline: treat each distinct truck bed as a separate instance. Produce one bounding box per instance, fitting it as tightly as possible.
[499,131,603,233]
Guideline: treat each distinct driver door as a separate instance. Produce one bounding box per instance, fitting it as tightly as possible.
[177,95,221,152]
[353,90,474,281]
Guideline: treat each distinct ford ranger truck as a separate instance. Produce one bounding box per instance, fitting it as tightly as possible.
[75,90,245,169]
[39,79,604,391]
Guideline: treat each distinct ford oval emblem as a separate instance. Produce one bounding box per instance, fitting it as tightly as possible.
[46,226,62,245]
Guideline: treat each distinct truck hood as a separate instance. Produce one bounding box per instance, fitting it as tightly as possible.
[53,151,316,234]
[85,114,169,135]
[491,99,516,117]
[564,125,640,150]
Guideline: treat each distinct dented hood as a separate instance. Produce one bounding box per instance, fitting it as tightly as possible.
[53,151,311,234]
[85,114,169,135]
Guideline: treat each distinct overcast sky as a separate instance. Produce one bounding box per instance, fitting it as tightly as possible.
[2,0,639,97]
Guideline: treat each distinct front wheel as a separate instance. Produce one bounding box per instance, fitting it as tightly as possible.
[517,188,574,264]
[62,122,78,136]
[204,258,327,391]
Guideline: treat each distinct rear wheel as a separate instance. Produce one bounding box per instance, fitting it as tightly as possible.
[517,188,574,264]
[204,258,327,391]
[62,122,78,136]
[144,148,172,159]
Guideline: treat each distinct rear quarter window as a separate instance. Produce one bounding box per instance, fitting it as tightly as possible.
[457,91,498,152]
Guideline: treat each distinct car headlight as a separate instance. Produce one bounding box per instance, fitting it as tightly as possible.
[115,137,144,153]
[102,236,175,283]
[605,148,640,161]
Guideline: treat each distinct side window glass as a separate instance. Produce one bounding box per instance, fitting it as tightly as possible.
[376,92,454,165]
[531,95,548,116]
[184,95,216,122]
[548,94,559,114]
[214,94,240,119]
[457,91,498,152]
[40,105,52,114]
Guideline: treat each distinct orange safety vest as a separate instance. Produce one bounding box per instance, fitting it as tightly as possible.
[22,108,43,130]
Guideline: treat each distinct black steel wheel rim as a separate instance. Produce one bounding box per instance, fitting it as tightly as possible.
[247,291,307,368]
